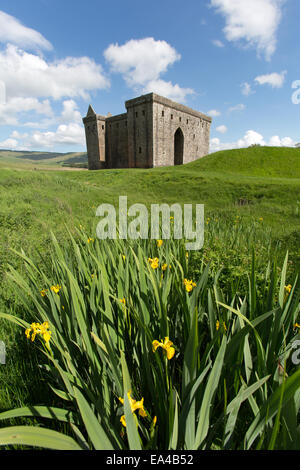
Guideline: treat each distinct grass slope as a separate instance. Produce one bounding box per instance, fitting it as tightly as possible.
[192,146,300,178]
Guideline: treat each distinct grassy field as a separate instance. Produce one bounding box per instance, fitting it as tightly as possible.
[0,145,299,449]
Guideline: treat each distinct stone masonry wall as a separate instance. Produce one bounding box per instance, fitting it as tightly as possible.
[126,97,153,168]
[152,94,211,167]
[106,113,128,168]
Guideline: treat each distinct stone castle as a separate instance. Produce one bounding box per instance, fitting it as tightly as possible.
[82,92,212,170]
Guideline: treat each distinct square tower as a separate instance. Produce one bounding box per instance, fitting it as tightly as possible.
[82,105,106,170]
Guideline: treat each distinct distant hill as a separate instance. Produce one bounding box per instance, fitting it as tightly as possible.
[0,149,88,169]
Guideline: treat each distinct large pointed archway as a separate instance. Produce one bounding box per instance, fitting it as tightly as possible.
[174,127,184,165]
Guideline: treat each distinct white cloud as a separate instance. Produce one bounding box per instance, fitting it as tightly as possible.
[210,129,295,152]
[216,125,227,134]
[0,137,18,149]
[254,70,287,88]
[28,123,85,148]
[0,10,52,50]
[0,44,109,101]
[212,39,225,48]
[60,99,82,123]
[207,109,221,117]
[0,96,53,125]
[210,0,285,60]
[142,79,194,103]
[241,82,255,96]
[104,38,181,87]
[104,37,193,102]
[228,103,246,112]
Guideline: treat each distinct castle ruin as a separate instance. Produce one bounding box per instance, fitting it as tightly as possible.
[82,92,212,170]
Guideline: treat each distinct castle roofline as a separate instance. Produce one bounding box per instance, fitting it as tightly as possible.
[125,92,212,122]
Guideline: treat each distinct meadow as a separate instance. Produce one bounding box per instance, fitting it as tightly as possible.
[0,146,299,450]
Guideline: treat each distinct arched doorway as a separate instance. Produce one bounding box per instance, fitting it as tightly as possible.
[174,128,184,165]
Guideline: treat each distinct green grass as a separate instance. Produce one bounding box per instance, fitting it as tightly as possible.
[0,145,299,448]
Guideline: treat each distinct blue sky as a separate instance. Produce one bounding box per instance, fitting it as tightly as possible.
[0,0,299,153]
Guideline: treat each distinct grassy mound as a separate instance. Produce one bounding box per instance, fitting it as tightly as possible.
[189,146,300,179]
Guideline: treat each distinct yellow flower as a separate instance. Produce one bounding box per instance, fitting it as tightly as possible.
[185,252,189,258]
[285,284,292,294]
[259,217,263,222]
[148,257,159,269]
[122,254,126,261]
[157,239,163,248]
[183,278,196,293]
[118,391,147,427]
[87,237,94,244]
[25,321,52,346]
[294,323,300,330]
[152,337,175,360]
[216,320,220,331]
[120,415,127,427]
[152,416,157,427]
[162,263,168,271]
[40,289,48,297]
[120,298,126,305]
[51,284,61,294]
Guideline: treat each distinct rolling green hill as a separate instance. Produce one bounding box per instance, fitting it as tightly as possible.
[190,146,300,178]
[0,149,88,169]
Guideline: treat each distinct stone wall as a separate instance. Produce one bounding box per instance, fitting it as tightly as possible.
[83,108,106,170]
[106,113,128,168]
[126,96,153,168]
[151,94,211,167]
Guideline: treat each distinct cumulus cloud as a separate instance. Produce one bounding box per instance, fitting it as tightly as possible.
[104,37,193,102]
[216,125,227,134]
[210,0,285,60]
[104,38,180,86]
[254,70,287,88]
[241,82,255,96]
[210,129,296,152]
[207,109,221,117]
[142,79,194,103]
[0,137,18,149]
[0,10,52,50]
[0,44,109,101]
[60,99,82,123]
[27,123,85,148]
[0,96,53,125]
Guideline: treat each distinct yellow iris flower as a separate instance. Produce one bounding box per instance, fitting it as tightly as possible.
[183,278,196,293]
[118,391,147,427]
[148,257,159,269]
[152,337,175,360]
[25,321,52,346]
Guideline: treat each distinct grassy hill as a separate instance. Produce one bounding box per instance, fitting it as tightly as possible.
[0,149,88,169]
[190,146,300,179]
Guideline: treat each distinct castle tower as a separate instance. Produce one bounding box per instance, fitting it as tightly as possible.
[82,105,106,170]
